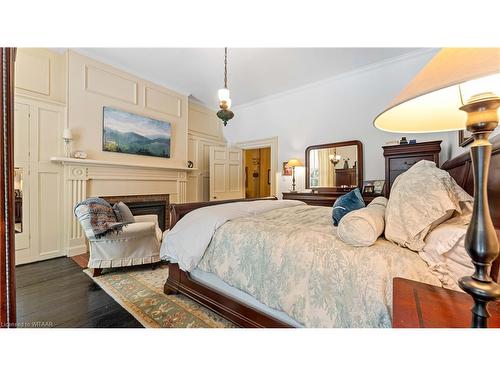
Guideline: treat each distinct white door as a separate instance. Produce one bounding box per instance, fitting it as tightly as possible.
[209,147,244,201]
[14,98,65,265]
[14,102,31,259]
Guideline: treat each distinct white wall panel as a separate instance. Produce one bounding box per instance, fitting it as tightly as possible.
[16,52,50,95]
[38,107,63,162]
[145,86,181,117]
[15,48,67,103]
[85,64,138,104]
[38,171,62,257]
[188,102,223,140]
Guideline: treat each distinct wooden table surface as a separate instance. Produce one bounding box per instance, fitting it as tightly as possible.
[392,277,500,328]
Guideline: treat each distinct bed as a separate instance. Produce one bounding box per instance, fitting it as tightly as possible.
[162,139,500,328]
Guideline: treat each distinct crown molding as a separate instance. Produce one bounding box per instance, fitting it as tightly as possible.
[233,48,439,110]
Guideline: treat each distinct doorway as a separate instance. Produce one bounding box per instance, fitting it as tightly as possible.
[244,147,271,198]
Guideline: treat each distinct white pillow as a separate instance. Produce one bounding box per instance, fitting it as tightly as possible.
[337,197,388,247]
[385,160,473,251]
[419,220,473,290]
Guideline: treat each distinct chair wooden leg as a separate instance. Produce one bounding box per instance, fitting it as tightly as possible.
[92,268,102,277]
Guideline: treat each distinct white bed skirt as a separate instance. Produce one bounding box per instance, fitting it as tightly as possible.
[88,255,161,269]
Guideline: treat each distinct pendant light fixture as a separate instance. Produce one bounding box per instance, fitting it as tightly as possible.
[216,47,235,126]
[329,148,342,167]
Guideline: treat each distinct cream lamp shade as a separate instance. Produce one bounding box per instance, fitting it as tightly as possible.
[374,48,500,133]
[62,128,73,140]
[287,159,303,167]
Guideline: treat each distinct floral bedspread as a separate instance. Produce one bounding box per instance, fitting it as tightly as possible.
[197,204,441,327]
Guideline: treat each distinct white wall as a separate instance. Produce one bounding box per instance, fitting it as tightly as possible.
[450,127,500,159]
[223,49,458,194]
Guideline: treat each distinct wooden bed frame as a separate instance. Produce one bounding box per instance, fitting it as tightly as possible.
[164,138,500,328]
[164,196,290,328]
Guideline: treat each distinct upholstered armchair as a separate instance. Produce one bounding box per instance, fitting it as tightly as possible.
[75,206,162,276]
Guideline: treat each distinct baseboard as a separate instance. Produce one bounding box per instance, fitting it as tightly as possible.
[67,244,87,257]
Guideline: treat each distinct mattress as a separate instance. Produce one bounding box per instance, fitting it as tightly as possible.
[190,268,302,327]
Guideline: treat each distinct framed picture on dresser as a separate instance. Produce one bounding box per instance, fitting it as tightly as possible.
[282,161,292,176]
[363,185,375,194]
[458,129,473,147]
[363,180,385,196]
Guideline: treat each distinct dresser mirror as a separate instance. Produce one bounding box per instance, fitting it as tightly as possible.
[305,140,363,192]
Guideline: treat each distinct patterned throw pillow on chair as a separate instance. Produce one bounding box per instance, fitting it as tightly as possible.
[332,188,365,226]
[74,197,128,239]
[113,201,135,223]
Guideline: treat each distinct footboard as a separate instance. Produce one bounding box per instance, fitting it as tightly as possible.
[163,196,293,328]
[164,263,292,328]
[168,196,277,229]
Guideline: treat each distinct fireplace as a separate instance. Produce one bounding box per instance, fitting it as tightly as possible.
[102,194,169,231]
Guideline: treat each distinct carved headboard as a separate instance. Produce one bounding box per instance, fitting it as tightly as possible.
[441,134,500,281]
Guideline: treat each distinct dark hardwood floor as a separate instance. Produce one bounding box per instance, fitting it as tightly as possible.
[16,257,143,328]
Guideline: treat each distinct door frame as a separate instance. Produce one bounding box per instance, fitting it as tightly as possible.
[1,48,16,327]
[236,136,278,197]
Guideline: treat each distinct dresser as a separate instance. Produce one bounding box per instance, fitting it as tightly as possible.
[383,140,441,197]
[335,167,356,186]
[282,191,376,206]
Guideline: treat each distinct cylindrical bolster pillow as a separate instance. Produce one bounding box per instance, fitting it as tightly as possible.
[337,197,388,247]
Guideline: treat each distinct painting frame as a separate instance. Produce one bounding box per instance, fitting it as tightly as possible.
[458,129,473,147]
[282,161,292,176]
[363,179,385,196]
[102,106,172,159]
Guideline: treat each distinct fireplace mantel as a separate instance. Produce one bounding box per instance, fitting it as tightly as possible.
[50,156,198,171]
[53,156,192,257]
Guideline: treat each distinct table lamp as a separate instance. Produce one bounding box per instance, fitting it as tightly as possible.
[62,128,73,158]
[374,48,500,328]
[287,159,303,192]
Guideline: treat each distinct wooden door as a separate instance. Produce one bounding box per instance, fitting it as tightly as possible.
[244,147,271,198]
[209,147,243,201]
[259,147,271,197]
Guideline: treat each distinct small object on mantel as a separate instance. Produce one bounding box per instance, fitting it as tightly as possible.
[73,151,87,159]
[399,137,408,145]
[409,139,417,144]
[385,140,400,146]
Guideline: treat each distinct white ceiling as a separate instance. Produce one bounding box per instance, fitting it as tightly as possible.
[74,48,422,108]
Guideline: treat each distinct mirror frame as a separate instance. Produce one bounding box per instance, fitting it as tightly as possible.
[305,140,363,192]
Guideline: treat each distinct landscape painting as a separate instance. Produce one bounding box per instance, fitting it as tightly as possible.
[102,107,171,158]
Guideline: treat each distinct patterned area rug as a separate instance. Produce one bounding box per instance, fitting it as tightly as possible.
[84,263,235,328]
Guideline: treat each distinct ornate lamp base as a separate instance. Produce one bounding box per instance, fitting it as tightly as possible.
[459,276,500,327]
[458,95,500,328]
[291,166,297,192]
